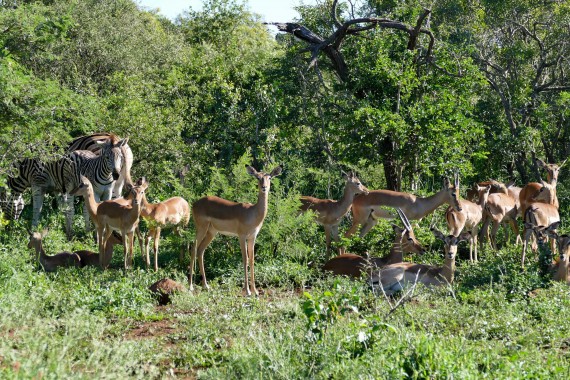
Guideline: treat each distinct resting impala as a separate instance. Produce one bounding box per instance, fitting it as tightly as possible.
[27,229,81,272]
[189,165,282,296]
[344,175,462,239]
[300,171,369,255]
[71,176,147,270]
[322,208,425,278]
[371,228,471,296]
[72,231,122,268]
[552,233,570,284]
[138,192,191,271]
[521,182,559,267]
[446,184,491,262]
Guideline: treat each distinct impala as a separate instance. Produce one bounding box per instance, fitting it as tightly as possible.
[371,228,471,296]
[72,231,123,268]
[521,182,559,267]
[552,233,570,284]
[189,165,282,296]
[344,175,461,239]
[300,171,368,255]
[27,229,81,272]
[139,192,191,271]
[446,184,491,262]
[71,176,147,270]
[322,208,425,278]
[519,156,565,218]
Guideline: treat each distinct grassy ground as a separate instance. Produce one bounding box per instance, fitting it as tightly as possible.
[1,217,570,379]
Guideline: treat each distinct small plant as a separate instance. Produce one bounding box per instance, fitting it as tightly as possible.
[301,280,362,343]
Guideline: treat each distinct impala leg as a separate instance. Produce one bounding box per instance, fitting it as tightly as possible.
[144,230,152,269]
[102,227,114,269]
[490,221,500,250]
[359,217,378,238]
[239,236,250,296]
[331,224,341,255]
[135,227,147,269]
[247,237,258,296]
[127,231,135,268]
[522,228,531,267]
[324,225,332,255]
[189,225,209,290]
[98,226,106,269]
[197,228,215,290]
[471,225,479,262]
[153,227,161,271]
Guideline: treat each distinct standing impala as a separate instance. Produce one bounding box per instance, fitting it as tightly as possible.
[300,171,368,255]
[322,208,425,278]
[138,192,190,271]
[344,175,462,239]
[446,184,491,262]
[519,156,566,218]
[521,182,559,267]
[189,165,282,296]
[371,228,471,295]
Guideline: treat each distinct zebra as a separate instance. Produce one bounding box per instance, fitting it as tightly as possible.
[1,137,127,238]
[68,137,128,232]
[0,156,80,236]
[67,133,133,198]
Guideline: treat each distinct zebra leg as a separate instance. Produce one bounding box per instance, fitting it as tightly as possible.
[30,185,45,229]
[82,202,92,233]
[62,194,75,240]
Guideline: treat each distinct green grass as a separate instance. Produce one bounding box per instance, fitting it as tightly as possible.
[1,217,570,379]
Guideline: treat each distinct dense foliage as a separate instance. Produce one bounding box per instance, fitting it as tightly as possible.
[1,0,570,378]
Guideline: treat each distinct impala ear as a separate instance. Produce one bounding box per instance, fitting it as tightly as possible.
[535,158,547,168]
[41,228,49,238]
[269,166,282,178]
[245,165,259,177]
[442,177,450,188]
[431,228,446,242]
[559,157,568,169]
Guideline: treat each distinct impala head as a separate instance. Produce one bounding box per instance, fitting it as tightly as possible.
[533,181,556,203]
[27,228,49,250]
[536,158,567,183]
[432,228,470,259]
[342,171,369,196]
[128,178,148,205]
[99,138,128,181]
[556,234,570,262]
[443,174,462,212]
[246,165,282,194]
[476,184,492,205]
[524,219,560,246]
[70,175,94,197]
[392,208,425,254]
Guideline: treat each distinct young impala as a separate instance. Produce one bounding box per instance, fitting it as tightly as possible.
[27,229,81,272]
[370,228,471,296]
[300,171,368,255]
[189,165,282,296]
[344,174,461,239]
[446,184,491,262]
[138,191,190,271]
[322,208,425,278]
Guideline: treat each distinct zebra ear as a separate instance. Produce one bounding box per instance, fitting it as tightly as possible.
[115,137,128,148]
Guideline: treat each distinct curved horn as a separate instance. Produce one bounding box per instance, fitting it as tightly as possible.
[396,208,412,231]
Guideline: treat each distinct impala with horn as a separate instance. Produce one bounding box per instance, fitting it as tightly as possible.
[322,208,425,278]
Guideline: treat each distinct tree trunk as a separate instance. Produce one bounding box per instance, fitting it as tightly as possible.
[381,136,400,191]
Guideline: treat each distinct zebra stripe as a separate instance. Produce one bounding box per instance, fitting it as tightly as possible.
[1,155,79,224]
[68,133,133,198]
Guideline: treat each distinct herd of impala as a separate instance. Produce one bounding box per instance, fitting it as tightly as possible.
[12,133,569,296]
